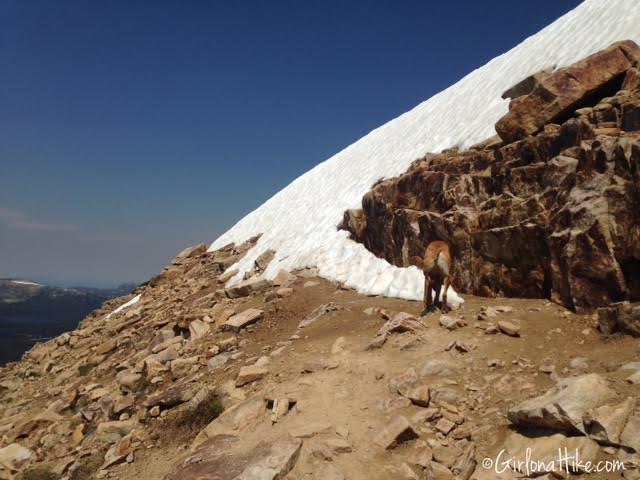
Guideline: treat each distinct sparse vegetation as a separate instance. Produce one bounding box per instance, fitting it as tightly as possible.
[19,468,60,480]
[210,397,225,418]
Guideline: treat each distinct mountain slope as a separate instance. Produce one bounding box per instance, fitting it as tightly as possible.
[209,0,640,302]
[0,280,135,365]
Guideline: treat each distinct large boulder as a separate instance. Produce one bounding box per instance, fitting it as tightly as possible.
[507,374,616,433]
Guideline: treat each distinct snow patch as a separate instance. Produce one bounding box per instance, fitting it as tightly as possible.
[11,280,42,287]
[107,294,141,319]
[209,0,640,304]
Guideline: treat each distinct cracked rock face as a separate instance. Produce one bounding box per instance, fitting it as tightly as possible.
[341,40,640,312]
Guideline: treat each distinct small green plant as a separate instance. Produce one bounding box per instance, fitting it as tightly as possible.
[210,397,225,418]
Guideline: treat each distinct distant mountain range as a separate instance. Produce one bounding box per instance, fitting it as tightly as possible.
[0,279,136,365]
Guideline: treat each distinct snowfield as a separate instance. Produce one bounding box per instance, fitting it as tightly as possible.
[209,0,640,306]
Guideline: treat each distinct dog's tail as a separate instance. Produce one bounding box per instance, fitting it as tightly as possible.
[410,255,424,269]
[435,250,450,276]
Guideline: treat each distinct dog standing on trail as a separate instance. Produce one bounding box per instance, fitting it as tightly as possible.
[410,240,453,315]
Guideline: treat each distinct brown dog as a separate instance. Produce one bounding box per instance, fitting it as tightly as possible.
[410,240,452,314]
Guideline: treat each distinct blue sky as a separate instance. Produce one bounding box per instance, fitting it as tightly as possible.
[0,0,581,287]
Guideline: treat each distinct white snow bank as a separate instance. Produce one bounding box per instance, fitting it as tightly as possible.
[209,0,640,305]
[11,280,42,287]
[106,294,141,319]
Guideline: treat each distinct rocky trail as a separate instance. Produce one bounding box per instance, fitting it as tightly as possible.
[1,240,639,480]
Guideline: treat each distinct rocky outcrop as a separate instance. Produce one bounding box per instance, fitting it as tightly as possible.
[496,40,640,142]
[341,40,640,312]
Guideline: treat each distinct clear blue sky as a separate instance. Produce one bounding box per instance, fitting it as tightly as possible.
[0,0,581,287]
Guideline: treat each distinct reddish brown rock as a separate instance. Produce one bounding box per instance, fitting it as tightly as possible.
[341,41,640,313]
[496,40,640,142]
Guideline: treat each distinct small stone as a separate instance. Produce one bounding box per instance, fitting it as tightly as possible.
[626,371,640,384]
[331,336,347,355]
[497,320,521,337]
[276,287,293,298]
[539,363,555,374]
[366,334,387,350]
[439,315,465,330]
[484,324,499,334]
[149,406,160,417]
[188,319,210,340]
[434,418,456,435]
[116,371,143,392]
[113,395,134,415]
[310,443,334,461]
[225,277,270,298]
[326,437,352,454]
[405,385,430,407]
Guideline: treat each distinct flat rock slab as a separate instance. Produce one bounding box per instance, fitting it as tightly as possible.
[507,373,616,433]
[143,383,196,408]
[162,435,246,480]
[193,396,266,449]
[235,366,268,387]
[222,309,264,332]
[289,421,332,438]
[374,415,419,449]
[226,277,271,298]
[297,303,338,329]
[235,437,302,480]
